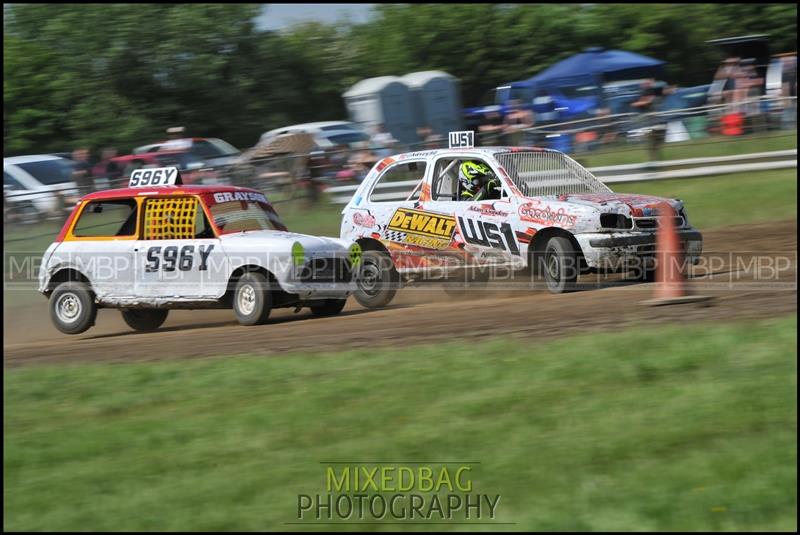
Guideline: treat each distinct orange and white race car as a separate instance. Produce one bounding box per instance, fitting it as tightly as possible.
[39,167,360,334]
[340,131,703,308]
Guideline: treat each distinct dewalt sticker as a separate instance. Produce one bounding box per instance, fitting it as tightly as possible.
[385,208,457,250]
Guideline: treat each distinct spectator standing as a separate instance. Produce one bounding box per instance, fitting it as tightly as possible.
[503,99,535,145]
[371,123,397,158]
[347,142,377,182]
[630,79,666,161]
[739,58,764,121]
[91,147,122,187]
[71,147,94,194]
[415,125,444,150]
[712,57,741,105]
[305,150,329,206]
[477,111,504,146]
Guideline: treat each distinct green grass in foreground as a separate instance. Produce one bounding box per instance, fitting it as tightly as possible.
[4,316,797,531]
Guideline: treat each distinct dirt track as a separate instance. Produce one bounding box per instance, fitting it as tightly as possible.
[4,220,796,367]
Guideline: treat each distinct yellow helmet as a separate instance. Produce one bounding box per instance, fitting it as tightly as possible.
[459,161,493,192]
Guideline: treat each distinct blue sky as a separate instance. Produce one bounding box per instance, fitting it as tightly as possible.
[255,4,377,30]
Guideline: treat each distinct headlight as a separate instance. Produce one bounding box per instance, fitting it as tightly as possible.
[291,241,305,267]
[600,213,632,229]
[348,243,362,267]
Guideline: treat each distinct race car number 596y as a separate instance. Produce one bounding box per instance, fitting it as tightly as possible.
[145,245,215,272]
[129,167,179,187]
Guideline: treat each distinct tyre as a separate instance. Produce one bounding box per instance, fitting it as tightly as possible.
[233,271,273,325]
[310,298,347,317]
[121,309,169,331]
[540,236,579,293]
[49,281,97,335]
[353,250,399,309]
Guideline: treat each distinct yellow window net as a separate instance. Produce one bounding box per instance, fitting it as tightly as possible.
[144,197,198,240]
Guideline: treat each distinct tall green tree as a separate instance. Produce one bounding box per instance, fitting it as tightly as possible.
[3,3,797,157]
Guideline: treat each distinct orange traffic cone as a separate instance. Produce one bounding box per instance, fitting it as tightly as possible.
[643,202,712,306]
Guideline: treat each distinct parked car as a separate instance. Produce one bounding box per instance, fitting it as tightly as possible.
[38,166,361,334]
[4,155,79,220]
[133,137,241,168]
[97,150,222,185]
[258,121,372,150]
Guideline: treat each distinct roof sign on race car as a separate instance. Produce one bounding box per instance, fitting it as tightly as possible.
[448,130,474,149]
[129,167,182,188]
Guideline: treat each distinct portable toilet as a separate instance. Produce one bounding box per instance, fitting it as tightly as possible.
[343,76,417,145]
[401,71,463,137]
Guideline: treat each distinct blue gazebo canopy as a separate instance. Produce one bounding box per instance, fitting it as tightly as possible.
[524,47,665,91]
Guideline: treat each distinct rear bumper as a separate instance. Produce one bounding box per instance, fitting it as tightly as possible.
[576,229,703,268]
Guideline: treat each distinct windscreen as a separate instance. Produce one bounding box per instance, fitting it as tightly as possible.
[205,194,288,234]
[495,150,611,197]
[14,158,74,185]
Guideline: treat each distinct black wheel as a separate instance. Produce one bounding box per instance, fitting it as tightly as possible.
[540,236,579,293]
[233,271,273,325]
[310,298,347,317]
[49,281,97,335]
[121,309,169,331]
[354,250,399,309]
[441,267,490,299]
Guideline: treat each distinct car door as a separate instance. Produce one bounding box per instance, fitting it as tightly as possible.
[425,155,521,268]
[54,197,138,300]
[134,195,226,300]
[357,159,435,271]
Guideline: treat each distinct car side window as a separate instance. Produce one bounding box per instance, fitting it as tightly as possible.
[72,199,138,237]
[432,157,506,201]
[432,158,460,201]
[369,161,427,202]
[194,206,215,239]
[142,197,203,240]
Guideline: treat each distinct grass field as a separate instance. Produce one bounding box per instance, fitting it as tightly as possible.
[4,315,797,531]
[574,131,797,168]
[614,168,797,230]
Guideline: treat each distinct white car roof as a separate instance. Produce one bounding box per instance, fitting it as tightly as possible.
[4,154,66,166]
[391,146,560,160]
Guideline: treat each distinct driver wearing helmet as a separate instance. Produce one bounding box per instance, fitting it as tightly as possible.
[458,160,500,201]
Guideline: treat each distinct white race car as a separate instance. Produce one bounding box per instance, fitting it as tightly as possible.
[340,131,703,308]
[39,167,360,334]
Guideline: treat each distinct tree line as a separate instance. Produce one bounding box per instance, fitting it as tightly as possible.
[3,3,796,156]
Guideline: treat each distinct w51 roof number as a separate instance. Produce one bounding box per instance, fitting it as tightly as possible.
[448,131,474,149]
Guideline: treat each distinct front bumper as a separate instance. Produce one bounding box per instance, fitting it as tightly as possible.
[279,256,358,299]
[279,281,357,300]
[576,229,703,269]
